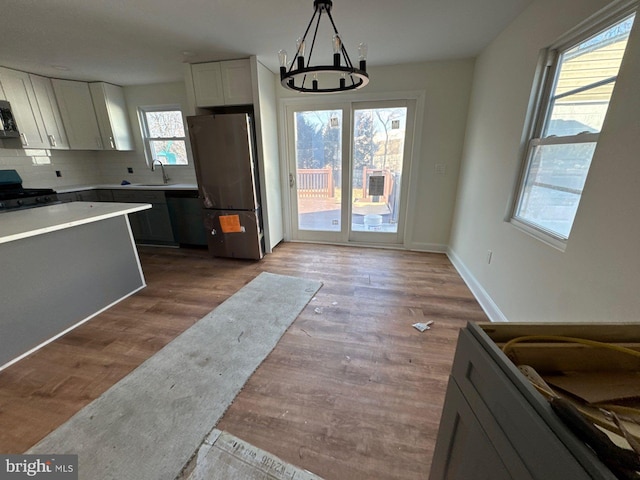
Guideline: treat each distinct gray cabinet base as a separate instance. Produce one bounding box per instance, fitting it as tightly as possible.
[0,215,145,368]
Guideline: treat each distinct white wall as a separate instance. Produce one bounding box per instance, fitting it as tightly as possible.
[95,81,198,185]
[252,58,284,251]
[276,59,475,251]
[449,0,640,322]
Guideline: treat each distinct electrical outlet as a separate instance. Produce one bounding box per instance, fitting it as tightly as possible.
[127,167,134,174]
[55,170,62,177]
[435,164,446,175]
[486,250,493,264]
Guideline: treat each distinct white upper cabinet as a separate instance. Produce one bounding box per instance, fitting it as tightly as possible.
[0,67,49,148]
[89,82,134,151]
[192,63,225,107]
[29,74,69,150]
[191,59,253,107]
[52,79,103,150]
[220,60,254,105]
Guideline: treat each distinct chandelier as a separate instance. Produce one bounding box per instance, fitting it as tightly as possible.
[279,0,369,94]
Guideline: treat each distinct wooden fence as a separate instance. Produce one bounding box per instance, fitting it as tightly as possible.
[297,168,334,198]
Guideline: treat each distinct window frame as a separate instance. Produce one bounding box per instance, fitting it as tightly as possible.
[510,3,637,249]
[138,104,189,167]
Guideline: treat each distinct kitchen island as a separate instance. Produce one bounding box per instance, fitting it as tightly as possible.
[0,202,151,369]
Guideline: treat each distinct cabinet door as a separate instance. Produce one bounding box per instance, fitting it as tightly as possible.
[144,203,176,243]
[75,190,98,202]
[451,329,599,479]
[89,82,134,151]
[220,59,253,105]
[111,189,176,244]
[430,380,531,480]
[0,67,48,148]
[51,79,103,150]
[29,74,69,150]
[192,63,225,107]
[57,192,75,203]
[95,189,114,202]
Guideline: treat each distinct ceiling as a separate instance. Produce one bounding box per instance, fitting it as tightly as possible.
[2,0,533,86]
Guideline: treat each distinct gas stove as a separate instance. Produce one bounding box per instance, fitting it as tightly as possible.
[0,169,60,213]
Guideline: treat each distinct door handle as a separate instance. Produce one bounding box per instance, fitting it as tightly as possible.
[20,132,28,146]
[109,136,115,149]
[48,134,57,147]
[289,173,295,188]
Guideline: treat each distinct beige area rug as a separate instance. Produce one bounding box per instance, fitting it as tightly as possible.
[28,272,323,480]
[179,429,323,480]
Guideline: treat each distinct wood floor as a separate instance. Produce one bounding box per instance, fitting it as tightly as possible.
[0,242,487,479]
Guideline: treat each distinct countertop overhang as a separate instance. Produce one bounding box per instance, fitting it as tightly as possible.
[0,201,152,245]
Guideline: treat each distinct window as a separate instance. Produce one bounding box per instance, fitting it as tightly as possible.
[512,11,636,243]
[139,106,188,165]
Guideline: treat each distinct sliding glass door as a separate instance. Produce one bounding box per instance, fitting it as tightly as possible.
[287,99,415,246]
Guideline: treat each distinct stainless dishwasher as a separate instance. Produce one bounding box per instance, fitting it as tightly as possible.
[165,190,208,246]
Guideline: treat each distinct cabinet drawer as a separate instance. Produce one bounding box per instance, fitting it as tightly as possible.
[112,190,166,204]
[451,329,599,480]
[95,189,114,202]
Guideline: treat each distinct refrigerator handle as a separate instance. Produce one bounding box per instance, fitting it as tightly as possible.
[289,173,295,188]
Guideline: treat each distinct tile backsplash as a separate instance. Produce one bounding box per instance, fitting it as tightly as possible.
[0,148,102,188]
[0,146,198,189]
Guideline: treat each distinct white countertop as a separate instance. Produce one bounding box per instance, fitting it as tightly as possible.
[56,183,198,193]
[0,202,152,245]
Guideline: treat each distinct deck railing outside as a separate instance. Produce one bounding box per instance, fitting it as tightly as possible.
[297,168,334,198]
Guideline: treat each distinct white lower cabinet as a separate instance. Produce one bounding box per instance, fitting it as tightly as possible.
[51,79,103,150]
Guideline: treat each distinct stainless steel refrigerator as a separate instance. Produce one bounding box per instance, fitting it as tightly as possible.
[187,112,264,260]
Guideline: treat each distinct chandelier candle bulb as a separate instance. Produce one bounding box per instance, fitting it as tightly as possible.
[333,34,342,66]
[278,49,288,67]
[359,42,368,71]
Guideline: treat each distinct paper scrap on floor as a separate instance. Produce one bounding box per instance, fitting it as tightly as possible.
[413,321,434,332]
[179,429,323,480]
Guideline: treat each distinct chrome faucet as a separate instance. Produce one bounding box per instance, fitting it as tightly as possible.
[151,159,170,184]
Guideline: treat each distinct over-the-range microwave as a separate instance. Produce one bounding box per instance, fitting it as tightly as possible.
[0,100,20,138]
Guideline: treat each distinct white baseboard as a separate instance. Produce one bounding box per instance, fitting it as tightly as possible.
[406,242,448,253]
[446,248,509,323]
